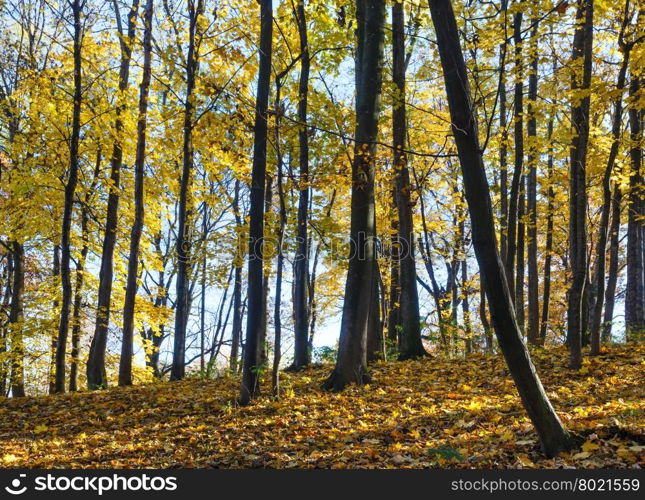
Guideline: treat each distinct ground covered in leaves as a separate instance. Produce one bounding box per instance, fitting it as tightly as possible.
[0,344,643,469]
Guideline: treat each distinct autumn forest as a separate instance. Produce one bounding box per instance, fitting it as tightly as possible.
[0,0,643,469]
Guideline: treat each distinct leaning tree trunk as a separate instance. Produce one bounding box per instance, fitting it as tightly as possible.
[119,0,154,386]
[292,0,311,370]
[54,0,83,394]
[567,0,594,369]
[87,0,140,390]
[601,183,622,342]
[323,0,386,391]
[239,0,273,405]
[428,0,576,458]
[170,0,204,381]
[392,0,425,360]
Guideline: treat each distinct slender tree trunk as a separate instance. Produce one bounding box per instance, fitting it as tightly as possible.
[49,245,60,394]
[171,0,204,381]
[568,0,594,369]
[54,0,83,393]
[259,175,274,368]
[625,70,644,341]
[516,175,525,332]
[498,5,509,260]
[119,0,153,385]
[429,0,576,458]
[230,179,243,372]
[539,116,555,343]
[505,5,524,298]
[240,0,273,405]
[87,0,140,390]
[479,273,493,353]
[292,0,311,370]
[9,242,25,397]
[392,0,424,360]
[323,0,385,391]
[602,183,622,342]
[590,24,631,354]
[526,17,540,345]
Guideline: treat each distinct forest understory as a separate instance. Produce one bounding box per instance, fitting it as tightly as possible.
[1,344,642,469]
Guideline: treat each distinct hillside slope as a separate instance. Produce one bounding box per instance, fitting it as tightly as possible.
[0,345,643,469]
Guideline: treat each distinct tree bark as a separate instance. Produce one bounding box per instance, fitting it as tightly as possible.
[323,0,385,391]
[240,0,273,405]
[292,0,311,370]
[539,116,555,343]
[567,0,594,369]
[170,0,204,381]
[230,179,243,372]
[428,0,576,458]
[9,241,25,397]
[87,0,140,390]
[526,18,540,344]
[54,0,83,393]
[119,0,154,385]
[392,0,425,360]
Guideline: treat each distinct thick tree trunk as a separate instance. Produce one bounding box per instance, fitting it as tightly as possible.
[87,0,140,390]
[567,0,594,369]
[54,0,83,393]
[170,0,204,381]
[429,0,576,458]
[392,0,424,360]
[323,0,385,391]
[292,0,311,370]
[240,0,272,405]
[119,0,154,385]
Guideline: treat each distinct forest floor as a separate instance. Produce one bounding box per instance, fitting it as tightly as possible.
[0,344,643,469]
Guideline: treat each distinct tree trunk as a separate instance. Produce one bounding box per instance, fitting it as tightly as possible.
[170,0,204,381]
[49,245,60,394]
[516,175,525,333]
[602,183,622,342]
[54,0,83,393]
[590,20,631,354]
[526,18,540,345]
[9,241,25,397]
[505,6,524,298]
[292,0,311,371]
[567,0,594,369]
[240,0,273,405]
[87,0,140,390]
[392,0,425,360]
[323,0,385,391]
[230,179,243,372]
[119,0,154,385]
[539,116,555,343]
[428,0,576,458]
[625,70,644,341]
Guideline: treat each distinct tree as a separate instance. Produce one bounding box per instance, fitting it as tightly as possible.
[240,0,273,405]
[119,0,154,386]
[567,0,594,369]
[291,0,311,371]
[391,0,425,360]
[428,0,576,457]
[54,0,85,394]
[170,0,205,382]
[323,0,386,391]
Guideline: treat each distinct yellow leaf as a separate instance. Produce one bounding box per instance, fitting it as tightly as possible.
[581,440,600,452]
[34,424,48,434]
